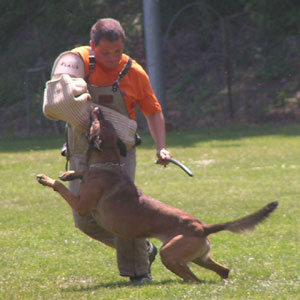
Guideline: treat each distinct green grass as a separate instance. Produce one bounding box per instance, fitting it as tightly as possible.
[1,124,299,299]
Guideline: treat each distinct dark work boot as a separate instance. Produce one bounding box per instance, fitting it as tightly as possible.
[147,240,158,267]
[129,241,158,285]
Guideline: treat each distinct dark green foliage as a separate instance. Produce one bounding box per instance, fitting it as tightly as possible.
[0,0,299,125]
[0,0,143,108]
[244,0,300,36]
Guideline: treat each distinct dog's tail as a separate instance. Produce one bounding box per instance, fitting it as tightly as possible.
[203,201,278,236]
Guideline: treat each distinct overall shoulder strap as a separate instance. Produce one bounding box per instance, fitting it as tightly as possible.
[86,47,95,83]
[87,48,132,92]
[112,58,132,92]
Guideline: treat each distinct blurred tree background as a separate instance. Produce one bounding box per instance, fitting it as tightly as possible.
[0,0,300,135]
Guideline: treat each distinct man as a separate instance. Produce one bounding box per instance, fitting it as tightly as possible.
[43,18,172,284]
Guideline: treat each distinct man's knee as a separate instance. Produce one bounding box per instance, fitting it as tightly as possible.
[73,210,115,247]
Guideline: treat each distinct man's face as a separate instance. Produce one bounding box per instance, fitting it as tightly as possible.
[91,38,124,69]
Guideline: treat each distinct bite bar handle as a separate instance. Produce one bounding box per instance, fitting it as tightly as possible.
[156,157,194,177]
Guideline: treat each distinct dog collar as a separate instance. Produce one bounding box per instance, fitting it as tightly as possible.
[89,162,124,169]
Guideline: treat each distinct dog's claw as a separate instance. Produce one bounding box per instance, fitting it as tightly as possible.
[36,174,45,184]
[36,174,55,188]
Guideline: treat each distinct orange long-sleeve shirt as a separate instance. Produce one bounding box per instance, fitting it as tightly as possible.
[72,46,161,120]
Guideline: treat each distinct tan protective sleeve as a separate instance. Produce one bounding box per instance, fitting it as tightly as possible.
[43,74,91,132]
[52,52,85,78]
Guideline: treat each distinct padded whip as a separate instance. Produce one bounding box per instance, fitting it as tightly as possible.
[156,157,194,177]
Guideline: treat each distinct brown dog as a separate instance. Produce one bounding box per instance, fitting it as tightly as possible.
[37,107,278,283]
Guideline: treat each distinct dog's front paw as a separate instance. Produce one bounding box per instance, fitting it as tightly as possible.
[36,174,55,188]
[59,171,75,181]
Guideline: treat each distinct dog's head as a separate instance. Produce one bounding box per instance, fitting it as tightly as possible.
[88,106,127,157]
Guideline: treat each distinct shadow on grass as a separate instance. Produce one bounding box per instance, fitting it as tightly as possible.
[61,278,219,292]
[0,134,65,153]
[152,123,300,150]
[1,123,299,153]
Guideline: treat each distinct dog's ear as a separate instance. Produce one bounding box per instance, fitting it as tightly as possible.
[117,138,127,157]
[92,106,104,120]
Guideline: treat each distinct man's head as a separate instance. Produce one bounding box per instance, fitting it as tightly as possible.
[90,18,125,45]
[90,18,125,69]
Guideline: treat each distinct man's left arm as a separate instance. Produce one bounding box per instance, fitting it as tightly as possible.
[145,111,172,165]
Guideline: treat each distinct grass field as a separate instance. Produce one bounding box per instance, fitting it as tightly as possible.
[0,124,299,299]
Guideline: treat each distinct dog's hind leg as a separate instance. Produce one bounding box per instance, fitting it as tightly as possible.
[160,235,208,282]
[193,255,230,279]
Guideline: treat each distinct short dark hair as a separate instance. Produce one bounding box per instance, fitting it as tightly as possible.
[90,18,126,45]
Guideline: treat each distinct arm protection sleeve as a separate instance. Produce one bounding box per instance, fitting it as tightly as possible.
[43,52,91,132]
[43,73,91,132]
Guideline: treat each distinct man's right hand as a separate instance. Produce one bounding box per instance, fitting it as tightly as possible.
[156,148,172,166]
